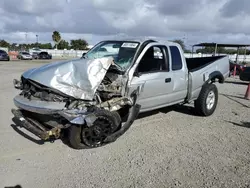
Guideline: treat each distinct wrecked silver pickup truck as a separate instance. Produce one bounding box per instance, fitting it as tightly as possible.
[12,39,229,149]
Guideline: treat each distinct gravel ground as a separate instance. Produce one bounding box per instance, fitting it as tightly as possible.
[0,60,250,188]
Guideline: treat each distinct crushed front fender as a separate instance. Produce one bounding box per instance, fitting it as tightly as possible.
[104,103,141,143]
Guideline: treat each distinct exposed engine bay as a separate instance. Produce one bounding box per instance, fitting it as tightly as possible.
[15,64,132,111]
[12,57,140,149]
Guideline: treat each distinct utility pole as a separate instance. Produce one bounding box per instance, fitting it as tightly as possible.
[25,32,27,51]
[36,34,38,45]
[183,33,189,51]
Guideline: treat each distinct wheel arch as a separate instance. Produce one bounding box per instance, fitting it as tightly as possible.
[208,71,224,84]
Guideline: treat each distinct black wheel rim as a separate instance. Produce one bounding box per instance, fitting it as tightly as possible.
[81,117,114,147]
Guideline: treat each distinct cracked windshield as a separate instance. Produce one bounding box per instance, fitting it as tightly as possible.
[84,41,139,70]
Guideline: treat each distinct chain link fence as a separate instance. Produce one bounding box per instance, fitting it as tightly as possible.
[1,46,250,63]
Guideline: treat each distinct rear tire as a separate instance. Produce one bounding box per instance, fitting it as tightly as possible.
[194,84,218,116]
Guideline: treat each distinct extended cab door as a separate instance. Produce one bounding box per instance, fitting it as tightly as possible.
[129,44,175,112]
[169,45,189,102]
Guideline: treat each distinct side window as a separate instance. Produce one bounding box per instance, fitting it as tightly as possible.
[137,46,168,73]
[170,46,182,71]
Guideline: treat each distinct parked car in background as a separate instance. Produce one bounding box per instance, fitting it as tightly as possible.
[32,52,39,59]
[17,52,33,60]
[32,48,42,51]
[239,66,250,82]
[229,60,246,76]
[0,49,10,61]
[37,51,52,59]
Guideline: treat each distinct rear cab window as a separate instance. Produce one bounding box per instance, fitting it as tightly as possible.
[170,46,183,71]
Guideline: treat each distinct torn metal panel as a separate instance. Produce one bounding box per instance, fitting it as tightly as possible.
[22,57,114,100]
[58,97,133,125]
[97,97,133,111]
[59,108,89,125]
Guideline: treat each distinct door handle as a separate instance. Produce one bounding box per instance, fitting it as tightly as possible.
[165,78,171,83]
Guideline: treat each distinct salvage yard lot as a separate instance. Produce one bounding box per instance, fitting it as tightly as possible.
[0,60,250,188]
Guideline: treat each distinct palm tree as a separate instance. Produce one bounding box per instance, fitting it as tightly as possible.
[52,31,61,49]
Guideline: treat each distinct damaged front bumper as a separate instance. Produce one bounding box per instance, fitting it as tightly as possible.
[13,94,134,125]
[11,54,142,147]
[13,95,66,114]
[12,94,141,143]
[11,109,65,140]
[13,94,89,125]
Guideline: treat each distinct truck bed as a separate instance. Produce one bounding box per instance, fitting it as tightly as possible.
[186,56,225,72]
[186,56,229,102]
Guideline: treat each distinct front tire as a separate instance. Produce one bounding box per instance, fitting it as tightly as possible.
[67,110,121,149]
[194,84,218,116]
[68,125,86,149]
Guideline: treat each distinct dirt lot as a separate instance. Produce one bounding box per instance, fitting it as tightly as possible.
[0,60,250,188]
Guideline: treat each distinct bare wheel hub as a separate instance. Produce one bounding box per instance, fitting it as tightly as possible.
[93,126,102,136]
[81,116,118,147]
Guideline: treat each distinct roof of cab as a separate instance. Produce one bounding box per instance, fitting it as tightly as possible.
[101,37,178,46]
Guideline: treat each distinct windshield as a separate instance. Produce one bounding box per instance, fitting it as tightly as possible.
[84,41,140,70]
[22,52,30,55]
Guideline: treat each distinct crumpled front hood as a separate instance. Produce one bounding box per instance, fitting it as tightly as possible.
[22,57,113,100]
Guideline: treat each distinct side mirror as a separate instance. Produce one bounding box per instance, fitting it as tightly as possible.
[82,52,86,58]
[133,69,141,77]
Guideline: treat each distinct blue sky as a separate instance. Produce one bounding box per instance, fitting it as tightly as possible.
[1,0,250,47]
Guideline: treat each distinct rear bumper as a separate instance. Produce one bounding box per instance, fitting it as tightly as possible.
[0,56,9,60]
[21,57,33,60]
[38,57,51,59]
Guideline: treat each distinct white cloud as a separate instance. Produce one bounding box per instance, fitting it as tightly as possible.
[0,0,250,47]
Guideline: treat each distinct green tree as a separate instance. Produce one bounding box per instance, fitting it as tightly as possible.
[237,48,250,55]
[39,43,53,49]
[0,40,10,48]
[57,40,69,49]
[196,47,244,54]
[52,31,61,49]
[217,47,226,54]
[172,39,186,51]
[70,39,88,50]
[196,46,216,54]
[225,49,237,54]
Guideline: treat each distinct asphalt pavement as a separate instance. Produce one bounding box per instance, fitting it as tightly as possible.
[0,60,250,188]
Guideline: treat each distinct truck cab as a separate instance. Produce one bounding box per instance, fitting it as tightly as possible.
[128,41,188,112]
[126,40,229,113]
